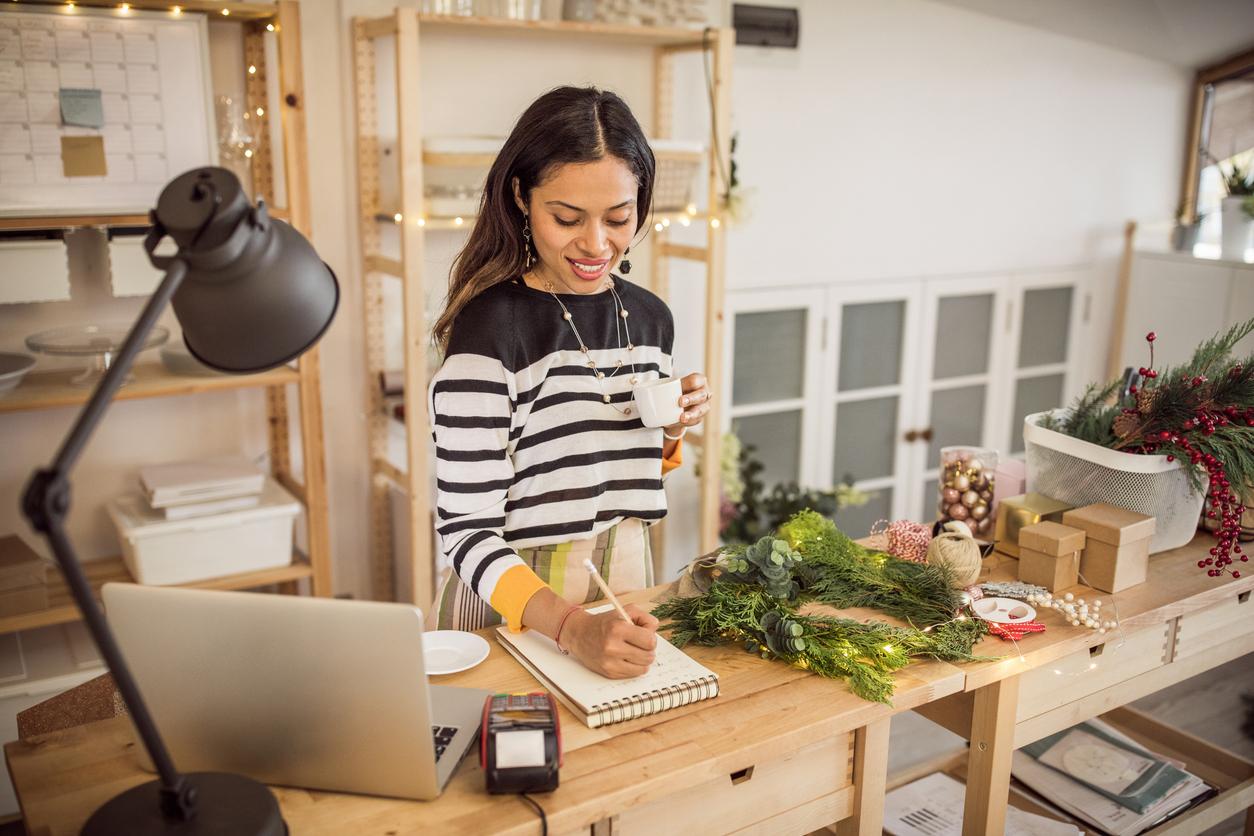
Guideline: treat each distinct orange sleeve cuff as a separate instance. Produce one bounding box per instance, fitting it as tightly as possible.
[489,563,548,633]
[662,436,683,475]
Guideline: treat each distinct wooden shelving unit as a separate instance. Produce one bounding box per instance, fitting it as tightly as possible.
[351,11,732,607]
[0,0,333,636]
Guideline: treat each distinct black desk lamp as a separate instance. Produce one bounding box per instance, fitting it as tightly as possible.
[20,167,339,836]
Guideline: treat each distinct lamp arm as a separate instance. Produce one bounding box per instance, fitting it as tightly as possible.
[20,258,198,821]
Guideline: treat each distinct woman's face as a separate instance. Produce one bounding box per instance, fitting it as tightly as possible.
[517,156,639,294]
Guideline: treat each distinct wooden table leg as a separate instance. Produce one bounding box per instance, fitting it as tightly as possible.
[835,716,892,836]
[962,675,1020,836]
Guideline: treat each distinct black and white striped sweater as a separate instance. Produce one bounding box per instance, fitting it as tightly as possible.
[426,275,681,627]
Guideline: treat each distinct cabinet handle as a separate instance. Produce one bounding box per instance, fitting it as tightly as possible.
[920,428,934,442]
[903,429,919,442]
[730,766,755,785]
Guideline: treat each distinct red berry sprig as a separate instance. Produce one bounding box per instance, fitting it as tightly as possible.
[1134,331,1248,579]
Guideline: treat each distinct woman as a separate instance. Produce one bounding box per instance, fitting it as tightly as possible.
[428,86,711,679]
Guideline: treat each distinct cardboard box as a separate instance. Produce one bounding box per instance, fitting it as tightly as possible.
[1018,547,1080,591]
[994,493,1074,557]
[1063,503,1156,593]
[1019,521,1086,556]
[1062,503,1156,546]
[1080,538,1150,592]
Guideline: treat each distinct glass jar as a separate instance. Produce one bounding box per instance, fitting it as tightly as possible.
[937,446,998,537]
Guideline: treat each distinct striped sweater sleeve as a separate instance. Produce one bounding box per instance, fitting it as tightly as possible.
[429,353,544,631]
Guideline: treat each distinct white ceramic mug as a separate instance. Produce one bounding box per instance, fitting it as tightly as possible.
[633,377,683,428]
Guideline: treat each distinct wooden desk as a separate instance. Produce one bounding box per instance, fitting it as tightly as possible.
[4,586,965,835]
[912,536,1254,835]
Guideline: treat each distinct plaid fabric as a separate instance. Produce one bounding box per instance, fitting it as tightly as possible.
[434,518,654,631]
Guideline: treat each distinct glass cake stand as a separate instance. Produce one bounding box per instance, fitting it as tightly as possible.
[26,324,170,387]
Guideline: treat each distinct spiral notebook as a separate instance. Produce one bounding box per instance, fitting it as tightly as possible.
[495,615,720,728]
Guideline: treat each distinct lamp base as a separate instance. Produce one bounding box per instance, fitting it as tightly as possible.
[82,772,286,836]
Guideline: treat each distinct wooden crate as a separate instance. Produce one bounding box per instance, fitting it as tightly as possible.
[614,733,854,835]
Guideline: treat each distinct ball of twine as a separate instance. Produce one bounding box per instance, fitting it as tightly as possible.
[927,531,983,587]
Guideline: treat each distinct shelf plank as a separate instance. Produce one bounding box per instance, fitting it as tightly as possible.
[0,555,313,634]
[0,363,300,414]
[0,206,289,233]
[411,13,707,46]
[3,1,280,21]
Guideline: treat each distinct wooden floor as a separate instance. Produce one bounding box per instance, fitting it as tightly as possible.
[890,655,1254,834]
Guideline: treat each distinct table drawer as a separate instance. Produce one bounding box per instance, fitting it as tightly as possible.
[613,732,853,835]
[1174,589,1254,661]
[1016,623,1171,722]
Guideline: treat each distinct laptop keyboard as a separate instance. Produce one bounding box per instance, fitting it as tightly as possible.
[431,725,458,761]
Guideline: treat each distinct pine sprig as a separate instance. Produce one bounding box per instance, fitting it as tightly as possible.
[779,510,964,626]
[654,510,992,703]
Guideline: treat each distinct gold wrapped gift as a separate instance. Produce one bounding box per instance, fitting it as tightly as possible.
[994,493,1074,557]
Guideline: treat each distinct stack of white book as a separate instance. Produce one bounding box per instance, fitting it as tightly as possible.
[139,458,267,521]
[1012,718,1213,835]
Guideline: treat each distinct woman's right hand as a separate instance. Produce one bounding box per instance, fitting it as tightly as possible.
[561,604,659,679]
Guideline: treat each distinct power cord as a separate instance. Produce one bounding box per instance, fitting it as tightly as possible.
[519,793,548,835]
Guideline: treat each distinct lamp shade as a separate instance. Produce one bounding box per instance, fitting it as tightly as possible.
[149,167,339,374]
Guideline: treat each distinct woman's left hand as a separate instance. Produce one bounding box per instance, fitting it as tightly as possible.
[665,372,712,436]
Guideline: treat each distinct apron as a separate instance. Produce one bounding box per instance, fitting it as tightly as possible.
[434,518,654,631]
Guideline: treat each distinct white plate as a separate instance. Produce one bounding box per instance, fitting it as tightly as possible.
[423,630,490,675]
[973,596,1037,625]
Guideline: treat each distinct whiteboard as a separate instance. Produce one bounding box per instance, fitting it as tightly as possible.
[0,5,216,217]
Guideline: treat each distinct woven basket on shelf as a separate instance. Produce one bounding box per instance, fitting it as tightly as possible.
[652,140,704,212]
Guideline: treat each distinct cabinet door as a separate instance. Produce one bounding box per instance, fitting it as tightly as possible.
[725,289,824,491]
[908,276,1010,522]
[820,281,923,536]
[1001,272,1090,456]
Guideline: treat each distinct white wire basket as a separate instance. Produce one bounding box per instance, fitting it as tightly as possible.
[1023,411,1206,554]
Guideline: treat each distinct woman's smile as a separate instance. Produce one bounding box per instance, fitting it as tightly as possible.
[567,257,610,282]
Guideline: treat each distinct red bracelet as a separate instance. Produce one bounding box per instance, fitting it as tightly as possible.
[554,605,580,656]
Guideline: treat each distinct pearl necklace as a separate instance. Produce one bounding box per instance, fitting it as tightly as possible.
[543,278,638,417]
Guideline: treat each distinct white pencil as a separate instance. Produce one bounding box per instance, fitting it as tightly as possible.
[582,558,632,623]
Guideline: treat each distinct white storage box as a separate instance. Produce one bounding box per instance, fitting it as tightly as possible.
[108,478,300,585]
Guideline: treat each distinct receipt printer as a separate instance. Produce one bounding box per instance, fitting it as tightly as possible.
[481,692,562,794]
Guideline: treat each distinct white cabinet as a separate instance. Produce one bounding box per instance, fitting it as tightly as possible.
[725,271,1092,537]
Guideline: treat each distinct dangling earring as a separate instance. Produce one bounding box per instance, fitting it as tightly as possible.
[619,246,632,275]
[521,214,535,270]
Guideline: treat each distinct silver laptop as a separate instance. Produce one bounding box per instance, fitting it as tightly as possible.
[102,583,491,800]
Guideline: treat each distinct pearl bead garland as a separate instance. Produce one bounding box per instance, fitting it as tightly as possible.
[1023,590,1117,634]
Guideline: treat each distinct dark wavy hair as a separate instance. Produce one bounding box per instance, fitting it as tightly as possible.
[432,86,655,351]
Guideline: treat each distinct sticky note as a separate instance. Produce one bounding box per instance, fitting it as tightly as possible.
[61,135,107,177]
[59,88,104,128]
